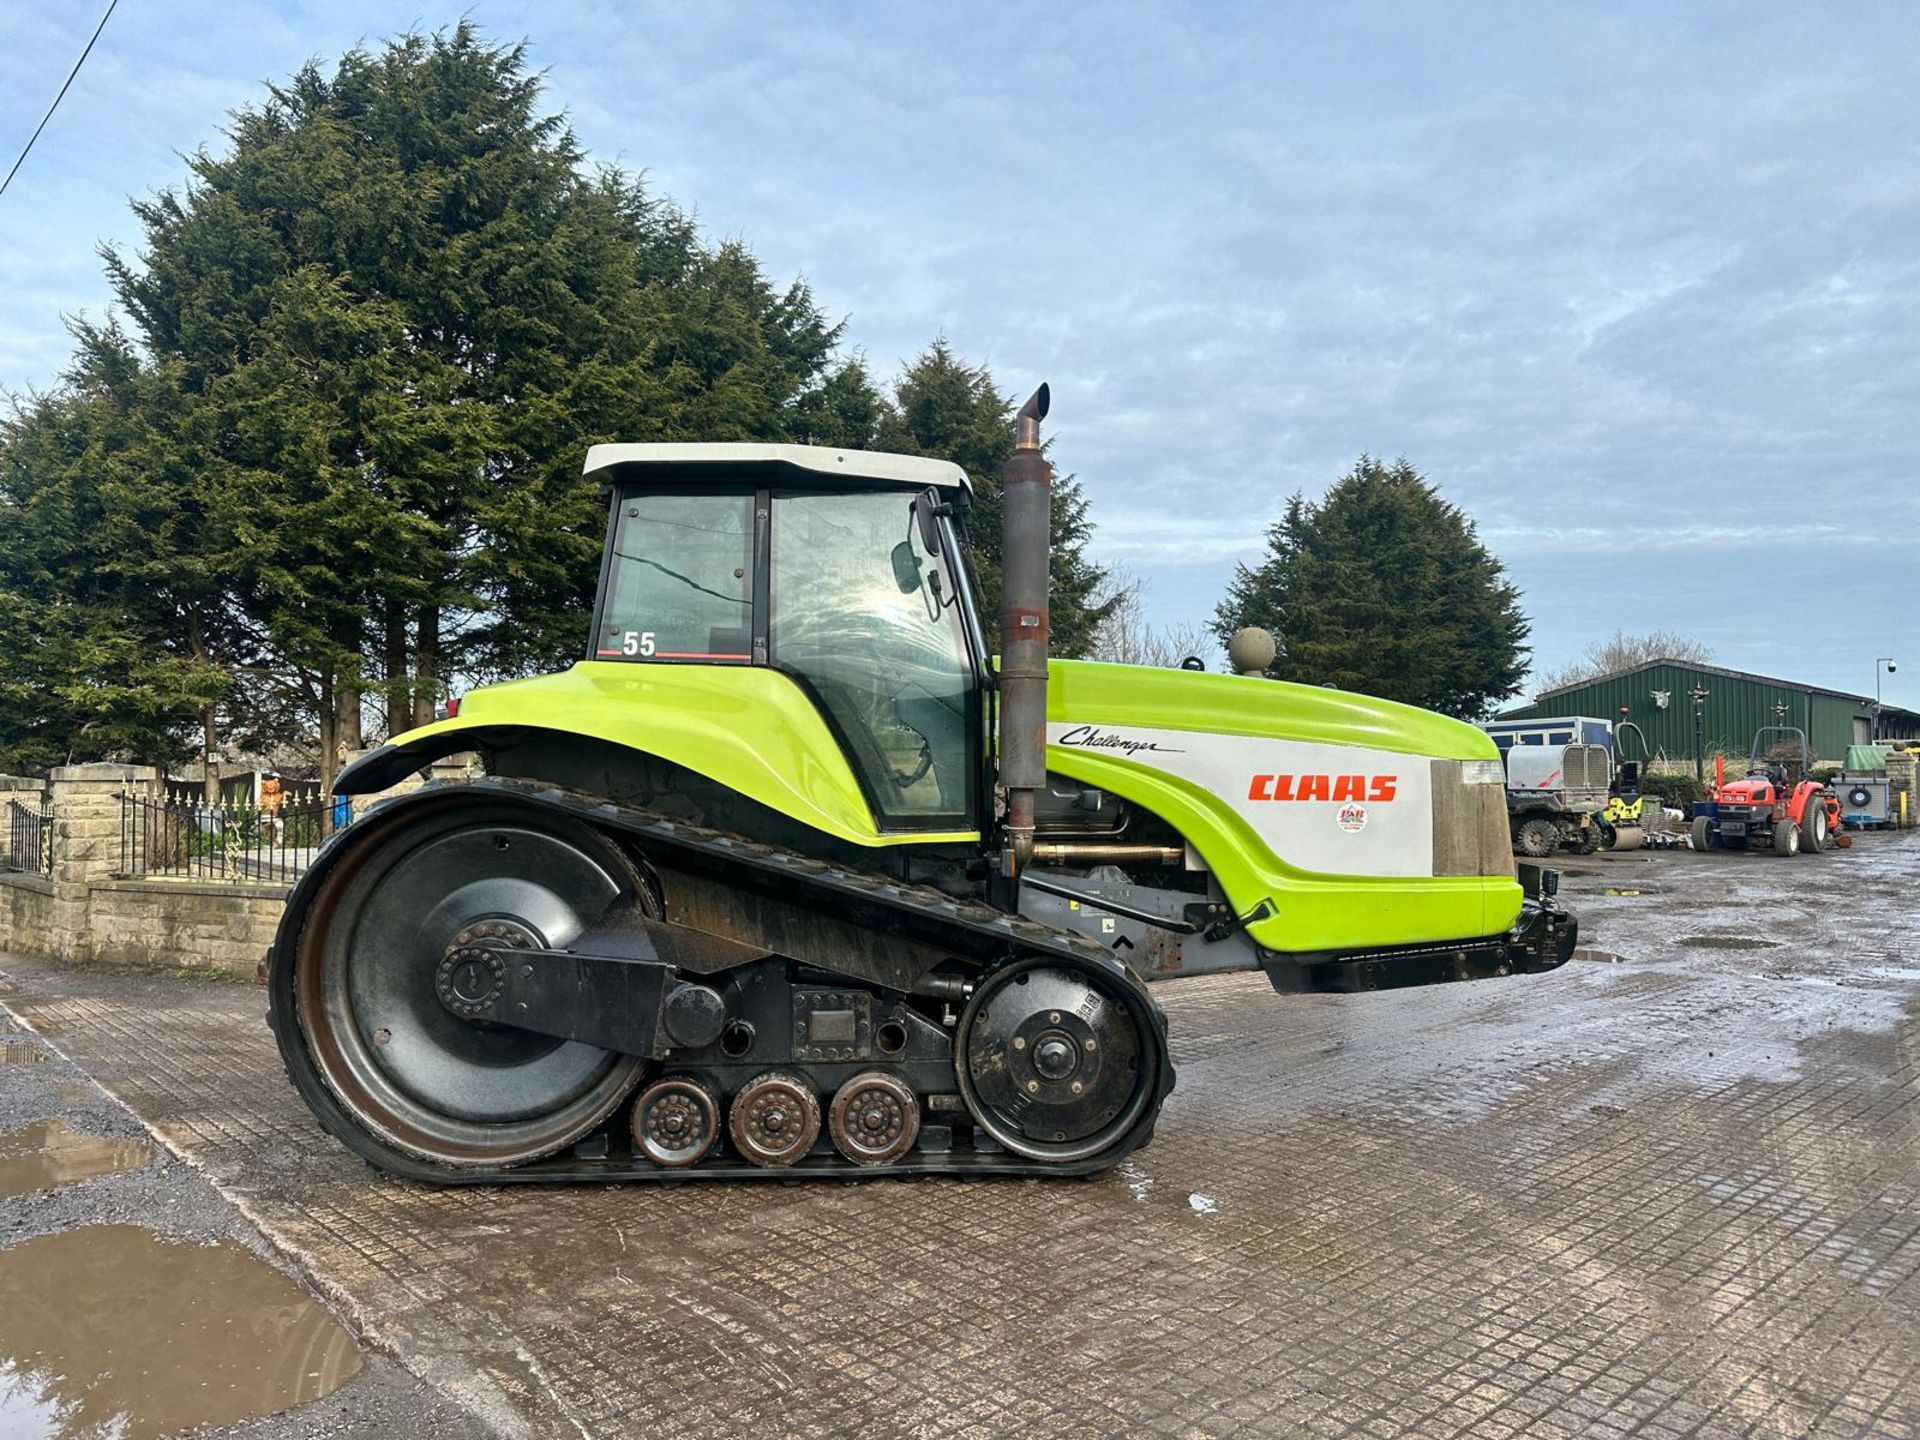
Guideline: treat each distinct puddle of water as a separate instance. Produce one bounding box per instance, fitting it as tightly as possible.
[1118,1160,1155,1204]
[0,1120,153,1199]
[0,1224,363,1440]
[1679,935,1780,951]
[0,1043,48,1064]
[1862,965,1920,983]
[1572,948,1629,964]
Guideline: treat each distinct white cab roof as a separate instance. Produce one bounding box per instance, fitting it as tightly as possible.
[583,443,970,492]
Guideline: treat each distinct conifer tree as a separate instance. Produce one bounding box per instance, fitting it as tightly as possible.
[878,341,1117,658]
[1215,456,1529,718]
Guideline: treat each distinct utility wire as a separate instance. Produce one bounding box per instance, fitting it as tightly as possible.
[0,0,120,201]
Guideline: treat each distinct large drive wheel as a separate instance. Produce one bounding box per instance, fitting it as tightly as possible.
[957,955,1167,1164]
[1515,817,1560,858]
[1574,824,1601,855]
[1690,816,1713,852]
[275,796,654,1171]
[1799,796,1828,853]
[1772,819,1800,856]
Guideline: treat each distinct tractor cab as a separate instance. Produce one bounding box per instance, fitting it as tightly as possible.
[583,443,991,831]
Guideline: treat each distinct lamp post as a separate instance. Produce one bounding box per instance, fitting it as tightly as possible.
[1690,685,1709,784]
[1876,657,1897,741]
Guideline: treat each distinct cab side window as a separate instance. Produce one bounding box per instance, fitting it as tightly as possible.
[598,492,754,662]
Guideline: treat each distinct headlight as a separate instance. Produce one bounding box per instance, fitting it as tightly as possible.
[1460,760,1506,786]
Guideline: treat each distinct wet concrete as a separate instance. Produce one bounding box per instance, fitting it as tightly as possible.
[0,1117,151,1198]
[0,1025,496,1440]
[0,1223,362,1438]
[2,829,1917,1438]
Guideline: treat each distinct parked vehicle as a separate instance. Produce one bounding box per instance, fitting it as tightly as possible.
[266,388,1577,1186]
[1502,741,1611,857]
[1595,720,1671,851]
[1690,727,1839,856]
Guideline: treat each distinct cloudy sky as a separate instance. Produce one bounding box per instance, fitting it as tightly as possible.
[3,2,1913,708]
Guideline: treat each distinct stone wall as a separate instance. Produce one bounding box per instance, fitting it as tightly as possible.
[86,881,290,977]
[0,875,55,958]
[1887,752,1918,827]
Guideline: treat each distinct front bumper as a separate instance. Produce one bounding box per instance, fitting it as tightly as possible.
[1262,870,1578,996]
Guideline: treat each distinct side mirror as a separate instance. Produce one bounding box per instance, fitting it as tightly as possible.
[913,492,943,556]
[891,540,922,595]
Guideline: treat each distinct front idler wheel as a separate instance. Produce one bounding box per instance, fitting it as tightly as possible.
[958,956,1165,1165]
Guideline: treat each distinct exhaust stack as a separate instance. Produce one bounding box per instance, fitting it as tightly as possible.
[1000,383,1052,872]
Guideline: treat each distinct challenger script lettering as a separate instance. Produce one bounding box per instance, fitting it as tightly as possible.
[1057,726,1185,756]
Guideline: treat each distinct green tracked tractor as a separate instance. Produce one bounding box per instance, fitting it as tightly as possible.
[268,386,1577,1182]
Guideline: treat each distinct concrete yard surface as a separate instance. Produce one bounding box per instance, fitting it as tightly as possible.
[2,832,1917,1438]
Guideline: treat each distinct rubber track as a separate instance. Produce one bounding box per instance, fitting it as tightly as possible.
[269,778,1175,1185]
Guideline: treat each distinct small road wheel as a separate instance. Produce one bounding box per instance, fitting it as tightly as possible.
[828,1071,920,1165]
[1772,819,1800,856]
[729,1071,822,1167]
[1690,816,1713,852]
[1798,795,1828,853]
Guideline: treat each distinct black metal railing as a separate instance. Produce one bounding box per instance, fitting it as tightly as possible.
[4,799,53,875]
[118,793,355,883]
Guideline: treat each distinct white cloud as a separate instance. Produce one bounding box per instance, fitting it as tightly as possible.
[2,0,1913,704]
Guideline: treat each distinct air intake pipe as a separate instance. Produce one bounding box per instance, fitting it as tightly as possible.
[999,383,1051,872]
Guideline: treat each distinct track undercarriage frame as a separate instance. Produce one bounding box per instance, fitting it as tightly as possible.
[269,779,1574,1184]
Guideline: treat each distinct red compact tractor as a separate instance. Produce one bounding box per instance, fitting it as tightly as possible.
[1690,727,1843,857]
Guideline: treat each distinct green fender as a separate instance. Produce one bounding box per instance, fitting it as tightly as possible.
[335,662,979,848]
[344,656,1522,951]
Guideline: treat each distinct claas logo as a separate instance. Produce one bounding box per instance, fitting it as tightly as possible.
[1248,774,1398,802]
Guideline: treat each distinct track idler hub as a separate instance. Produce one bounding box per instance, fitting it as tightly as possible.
[729,1071,822,1167]
[828,1071,920,1165]
[632,1075,723,1168]
[958,957,1163,1163]
[436,920,539,1021]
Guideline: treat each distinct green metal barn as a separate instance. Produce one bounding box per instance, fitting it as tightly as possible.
[1499,660,1920,765]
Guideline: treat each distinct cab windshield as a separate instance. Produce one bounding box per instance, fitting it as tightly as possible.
[770,491,972,824]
